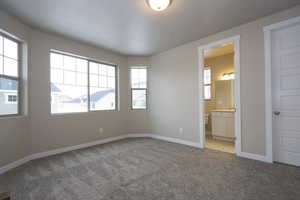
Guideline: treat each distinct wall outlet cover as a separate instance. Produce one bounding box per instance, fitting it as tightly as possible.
[0,192,10,200]
[179,128,184,134]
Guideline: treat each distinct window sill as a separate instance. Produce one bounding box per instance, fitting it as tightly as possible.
[131,109,148,111]
[0,115,28,120]
[50,110,119,116]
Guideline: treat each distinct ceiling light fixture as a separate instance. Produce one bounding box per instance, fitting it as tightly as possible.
[222,72,235,80]
[147,0,172,11]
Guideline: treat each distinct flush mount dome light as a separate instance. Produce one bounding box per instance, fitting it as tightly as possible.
[147,0,172,11]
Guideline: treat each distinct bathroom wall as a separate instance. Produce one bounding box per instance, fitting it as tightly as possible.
[215,80,235,109]
[204,53,234,131]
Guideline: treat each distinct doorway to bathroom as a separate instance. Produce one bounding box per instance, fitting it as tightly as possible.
[198,36,241,155]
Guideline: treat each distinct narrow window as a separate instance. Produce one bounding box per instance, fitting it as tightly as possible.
[130,67,147,110]
[204,67,211,100]
[0,34,21,116]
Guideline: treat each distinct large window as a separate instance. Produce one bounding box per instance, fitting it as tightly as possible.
[0,34,21,116]
[50,51,117,114]
[204,67,211,100]
[130,67,147,110]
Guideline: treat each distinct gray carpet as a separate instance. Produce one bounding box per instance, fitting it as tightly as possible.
[0,138,299,200]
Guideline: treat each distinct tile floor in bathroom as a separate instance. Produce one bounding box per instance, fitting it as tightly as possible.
[205,134,235,154]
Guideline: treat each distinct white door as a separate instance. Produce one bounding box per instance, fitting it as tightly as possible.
[272,21,300,166]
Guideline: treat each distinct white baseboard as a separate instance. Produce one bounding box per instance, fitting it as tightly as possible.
[238,152,272,163]
[30,135,130,160]
[0,156,31,175]
[126,133,202,148]
[0,135,129,175]
[150,135,202,148]
[126,133,154,138]
[0,133,269,175]
[0,133,151,174]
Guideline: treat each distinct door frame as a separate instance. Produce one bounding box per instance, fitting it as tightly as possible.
[264,16,300,163]
[198,35,242,156]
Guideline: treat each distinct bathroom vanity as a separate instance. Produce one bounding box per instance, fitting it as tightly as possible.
[211,109,235,141]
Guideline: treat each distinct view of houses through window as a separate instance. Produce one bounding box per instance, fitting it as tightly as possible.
[0,34,20,116]
[1,43,146,116]
[50,51,117,114]
[89,61,116,111]
[130,67,147,109]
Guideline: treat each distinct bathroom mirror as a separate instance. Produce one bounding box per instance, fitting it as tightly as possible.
[215,80,235,108]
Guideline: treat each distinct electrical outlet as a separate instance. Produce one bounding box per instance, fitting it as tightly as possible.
[179,128,183,134]
[99,128,104,134]
[0,192,10,200]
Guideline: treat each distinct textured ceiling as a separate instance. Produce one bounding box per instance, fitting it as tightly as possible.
[0,0,299,56]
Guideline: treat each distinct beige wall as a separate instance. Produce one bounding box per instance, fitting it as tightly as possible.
[29,30,131,154]
[1,5,300,168]
[149,5,300,156]
[0,11,31,167]
[0,10,150,167]
[204,53,235,115]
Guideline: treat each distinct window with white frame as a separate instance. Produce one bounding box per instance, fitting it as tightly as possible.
[130,67,147,110]
[50,51,117,114]
[89,61,116,111]
[0,33,21,116]
[204,67,211,100]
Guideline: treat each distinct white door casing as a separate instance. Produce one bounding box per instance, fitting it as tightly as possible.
[198,35,242,156]
[270,19,300,166]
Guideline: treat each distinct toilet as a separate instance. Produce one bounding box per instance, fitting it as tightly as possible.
[205,113,209,125]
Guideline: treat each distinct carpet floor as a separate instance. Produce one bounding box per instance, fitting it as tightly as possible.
[0,138,299,200]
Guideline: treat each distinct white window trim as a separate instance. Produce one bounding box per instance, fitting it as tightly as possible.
[50,50,118,115]
[0,31,22,117]
[203,67,212,100]
[130,66,148,110]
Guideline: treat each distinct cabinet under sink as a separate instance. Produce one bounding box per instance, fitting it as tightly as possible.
[211,110,235,141]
